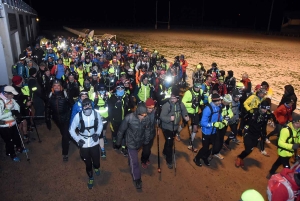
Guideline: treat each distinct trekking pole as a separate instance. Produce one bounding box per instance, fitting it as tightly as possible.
[14,116,30,162]
[156,119,161,173]
[32,118,42,143]
[187,119,195,157]
[173,120,176,176]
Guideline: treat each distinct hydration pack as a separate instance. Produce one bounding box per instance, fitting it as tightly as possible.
[78,110,98,133]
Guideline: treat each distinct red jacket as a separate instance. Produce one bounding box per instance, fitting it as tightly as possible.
[180,59,188,73]
[274,104,293,125]
[269,168,300,201]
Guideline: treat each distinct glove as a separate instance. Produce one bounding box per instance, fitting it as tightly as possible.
[78,139,85,148]
[222,119,228,126]
[213,122,221,128]
[292,144,299,150]
[92,134,99,142]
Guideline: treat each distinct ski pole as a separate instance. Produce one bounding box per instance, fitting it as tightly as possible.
[14,117,30,162]
[173,120,176,176]
[21,116,45,118]
[156,119,161,173]
[32,118,42,143]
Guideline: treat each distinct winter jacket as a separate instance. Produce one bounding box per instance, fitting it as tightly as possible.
[108,93,131,123]
[278,122,300,157]
[180,59,188,73]
[200,102,223,135]
[182,88,203,114]
[116,112,151,149]
[274,104,293,125]
[69,110,103,148]
[241,78,252,95]
[268,168,300,201]
[201,82,211,105]
[47,91,71,125]
[156,85,172,106]
[225,74,235,93]
[246,108,271,137]
[243,94,263,113]
[220,104,233,121]
[279,85,298,112]
[0,94,20,127]
[160,100,188,132]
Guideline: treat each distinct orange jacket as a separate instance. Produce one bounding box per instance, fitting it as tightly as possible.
[180,59,188,73]
[135,70,145,85]
[274,104,293,125]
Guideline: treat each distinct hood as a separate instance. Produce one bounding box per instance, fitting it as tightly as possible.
[280,168,299,189]
[285,85,295,95]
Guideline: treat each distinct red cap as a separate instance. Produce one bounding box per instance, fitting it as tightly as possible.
[12,75,23,86]
[145,98,155,108]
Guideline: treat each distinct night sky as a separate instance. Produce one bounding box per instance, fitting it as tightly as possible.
[23,0,300,31]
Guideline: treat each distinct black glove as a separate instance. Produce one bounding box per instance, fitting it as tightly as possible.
[92,134,99,142]
[78,139,85,148]
[292,144,299,150]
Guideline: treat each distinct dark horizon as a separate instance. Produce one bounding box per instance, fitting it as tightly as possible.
[24,0,300,32]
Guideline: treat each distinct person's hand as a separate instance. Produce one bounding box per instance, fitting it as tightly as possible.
[78,139,85,148]
[213,122,221,128]
[92,134,99,142]
[184,115,189,122]
[170,115,175,121]
[26,101,32,107]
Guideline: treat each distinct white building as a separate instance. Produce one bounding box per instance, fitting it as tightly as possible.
[0,0,38,85]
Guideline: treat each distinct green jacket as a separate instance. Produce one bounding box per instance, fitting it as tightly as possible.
[278,122,300,157]
[182,88,203,114]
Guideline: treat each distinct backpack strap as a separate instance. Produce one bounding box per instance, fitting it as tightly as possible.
[78,110,98,134]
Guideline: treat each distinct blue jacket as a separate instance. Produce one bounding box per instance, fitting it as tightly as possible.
[200,102,223,135]
[45,53,58,61]
[70,99,94,125]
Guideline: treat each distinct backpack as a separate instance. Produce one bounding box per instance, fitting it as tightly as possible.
[188,88,203,104]
[277,126,294,153]
[267,173,296,201]
[78,110,98,133]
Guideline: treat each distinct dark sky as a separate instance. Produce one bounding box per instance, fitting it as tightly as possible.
[24,0,300,31]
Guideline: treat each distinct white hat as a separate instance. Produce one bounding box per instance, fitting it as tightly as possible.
[4,86,18,95]
[223,94,232,103]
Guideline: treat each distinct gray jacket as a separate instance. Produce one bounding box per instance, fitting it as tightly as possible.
[228,100,240,125]
[160,101,188,131]
[117,112,151,149]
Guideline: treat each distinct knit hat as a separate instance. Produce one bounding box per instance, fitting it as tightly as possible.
[136,102,147,116]
[211,94,221,102]
[260,99,270,110]
[171,87,180,98]
[12,75,23,86]
[223,94,232,103]
[145,98,155,108]
[29,68,37,76]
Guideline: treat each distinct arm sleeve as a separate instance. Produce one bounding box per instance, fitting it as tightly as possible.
[200,106,213,127]
[12,100,20,112]
[243,95,253,112]
[182,90,192,108]
[160,102,171,123]
[95,112,103,135]
[116,115,129,145]
[70,104,78,126]
[69,114,80,142]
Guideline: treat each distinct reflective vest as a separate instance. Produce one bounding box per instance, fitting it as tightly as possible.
[83,62,93,73]
[137,84,151,102]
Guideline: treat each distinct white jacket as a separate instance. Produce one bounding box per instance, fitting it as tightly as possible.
[0,94,20,128]
[69,110,103,148]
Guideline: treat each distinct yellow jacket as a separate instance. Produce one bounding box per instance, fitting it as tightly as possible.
[243,94,263,113]
[278,122,300,157]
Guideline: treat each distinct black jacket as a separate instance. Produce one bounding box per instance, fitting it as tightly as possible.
[108,93,131,122]
[116,112,151,149]
[279,85,298,112]
[46,91,71,125]
[246,108,272,137]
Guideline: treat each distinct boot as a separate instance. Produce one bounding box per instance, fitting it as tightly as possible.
[87,177,94,189]
[134,179,142,189]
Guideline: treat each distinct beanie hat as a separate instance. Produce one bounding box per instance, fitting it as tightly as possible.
[171,87,180,98]
[260,99,270,110]
[145,98,155,108]
[223,94,232,103]
[261,81,269,87]
[12,75,23,86]
[211,94,221,102]
[136,102,147,115]
[29,68,37,76]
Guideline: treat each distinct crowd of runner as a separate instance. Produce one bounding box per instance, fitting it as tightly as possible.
[1,32,300,199]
